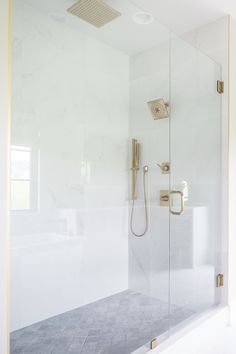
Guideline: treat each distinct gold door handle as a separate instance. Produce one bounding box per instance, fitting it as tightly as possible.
[169,190,184,215]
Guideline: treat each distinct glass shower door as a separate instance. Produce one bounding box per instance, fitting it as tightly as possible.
[169,34,222,329]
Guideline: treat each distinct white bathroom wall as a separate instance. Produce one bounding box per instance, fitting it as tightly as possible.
[11,1,129,330]
[0,0,10,351]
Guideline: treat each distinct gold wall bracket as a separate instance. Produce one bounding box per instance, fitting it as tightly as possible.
[150,338,158,350]
[216,274,224,287]
[217,80,224,94]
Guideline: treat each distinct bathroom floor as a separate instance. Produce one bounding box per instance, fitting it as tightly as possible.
[11,290,194,354]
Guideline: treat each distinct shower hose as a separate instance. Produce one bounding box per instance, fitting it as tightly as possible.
[130,166,148,237]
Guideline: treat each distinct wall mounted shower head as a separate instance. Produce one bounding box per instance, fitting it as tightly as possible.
[147,98,170,120]
[67,0,122,28]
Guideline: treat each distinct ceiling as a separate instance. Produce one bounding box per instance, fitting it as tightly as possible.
[20,0,170,55]
[20,0,234,55]
[27,0,236,35]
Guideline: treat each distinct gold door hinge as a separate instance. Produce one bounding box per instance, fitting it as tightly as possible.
[150,338,158,350]
[216,274,224,287]
[217,80,224,94]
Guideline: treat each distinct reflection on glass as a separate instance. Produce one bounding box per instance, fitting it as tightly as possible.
[11,146,31,179]
[11,180,30,210]
[11,145,31,210]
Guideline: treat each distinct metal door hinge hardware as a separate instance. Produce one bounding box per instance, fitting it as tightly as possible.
[157,162,170,174]
[216,274,224,287]
[217,80,224,94]
[150,338,158,350]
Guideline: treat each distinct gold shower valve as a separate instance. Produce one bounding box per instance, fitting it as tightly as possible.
[160,190,171,207]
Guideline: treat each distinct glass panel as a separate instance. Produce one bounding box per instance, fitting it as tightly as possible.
[11,180,30,210]
[169,34,222,330]
[10,1,171,352]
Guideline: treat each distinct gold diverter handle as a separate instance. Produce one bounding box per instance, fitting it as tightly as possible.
[169,190,184,215]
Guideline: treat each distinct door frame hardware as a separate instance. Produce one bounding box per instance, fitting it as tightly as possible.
[217,80,224,94]
[150,338,158,350]
[216,274,224,287]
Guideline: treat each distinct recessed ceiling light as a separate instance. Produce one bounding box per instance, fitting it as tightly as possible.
[133,11,154,25]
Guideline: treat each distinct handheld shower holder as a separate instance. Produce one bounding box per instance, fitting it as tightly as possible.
[157,162,170,174]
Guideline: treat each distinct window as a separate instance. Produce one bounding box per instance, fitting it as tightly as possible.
[11,145,38,211]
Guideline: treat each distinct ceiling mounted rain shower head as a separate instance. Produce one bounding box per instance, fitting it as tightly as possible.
[67,0,122,28]
[147,99,170,120]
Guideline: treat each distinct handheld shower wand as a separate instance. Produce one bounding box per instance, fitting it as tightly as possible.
[130,139,149,237]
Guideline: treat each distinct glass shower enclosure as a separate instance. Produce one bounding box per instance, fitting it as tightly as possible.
[10,0,222,353]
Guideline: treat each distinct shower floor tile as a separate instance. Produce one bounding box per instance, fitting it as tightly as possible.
[10,290,194,354]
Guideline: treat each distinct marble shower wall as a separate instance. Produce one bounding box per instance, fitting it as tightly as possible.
[11,1,129,329]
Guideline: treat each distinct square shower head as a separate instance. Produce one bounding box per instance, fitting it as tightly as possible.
[67,0,122,28]
[147,98,170,120]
